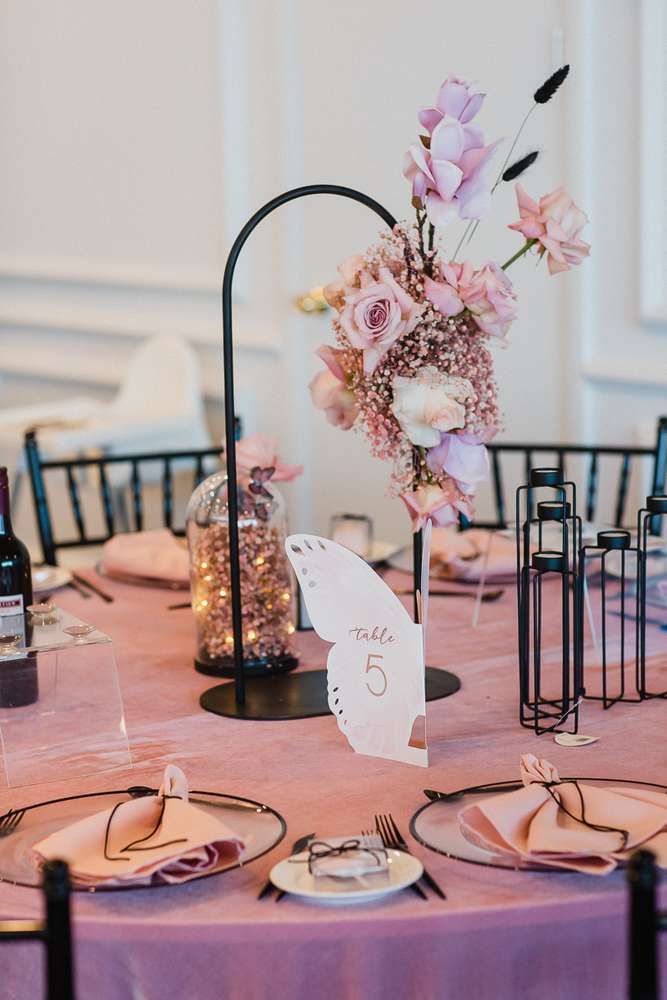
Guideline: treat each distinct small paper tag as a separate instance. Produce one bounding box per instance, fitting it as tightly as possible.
[554,733,599,748]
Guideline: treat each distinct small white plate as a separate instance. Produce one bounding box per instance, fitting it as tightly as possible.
[269,848,423,904]
[33,565,72,594]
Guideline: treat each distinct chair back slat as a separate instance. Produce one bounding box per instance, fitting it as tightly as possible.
[162,458,173,529]
[649,417,667,535]
[586,451,599,523]
[131,460,143,532]
[66,468,86,542]
[491,450,505,527]
[557,448,565,480]
[627,850,660,1000]
[25,431,57,565]
[614,453,631,528]
[193,455,205,491]
[97,463,115,536]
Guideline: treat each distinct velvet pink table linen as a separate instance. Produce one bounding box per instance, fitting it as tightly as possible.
[0,570,666,1000]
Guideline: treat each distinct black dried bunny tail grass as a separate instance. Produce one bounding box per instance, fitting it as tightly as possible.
[534,65,570,104]
[502,151,539,183]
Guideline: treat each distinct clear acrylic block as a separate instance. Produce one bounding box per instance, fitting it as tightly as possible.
[0,609,131,788]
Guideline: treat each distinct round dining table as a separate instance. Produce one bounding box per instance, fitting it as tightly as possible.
[0,568,666,1000]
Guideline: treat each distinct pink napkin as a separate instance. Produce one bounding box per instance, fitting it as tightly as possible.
[458,754,667,875]
[101,530,189,585]
[33,766,245,887]
[430,528,515,582]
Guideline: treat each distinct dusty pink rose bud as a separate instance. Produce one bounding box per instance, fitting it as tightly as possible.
[234,433,303,483]
[309,370,357,430]
[508,184,590,275]
[401,482,474,532]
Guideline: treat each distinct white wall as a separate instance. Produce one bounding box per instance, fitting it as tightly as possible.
[1,0,665,548]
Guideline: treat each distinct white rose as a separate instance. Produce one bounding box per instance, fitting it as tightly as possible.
[391,366,472,447]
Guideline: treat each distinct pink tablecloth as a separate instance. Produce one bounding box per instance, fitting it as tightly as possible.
[1,571,666,1000]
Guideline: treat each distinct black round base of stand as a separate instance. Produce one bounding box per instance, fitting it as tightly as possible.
[199,666,460,721]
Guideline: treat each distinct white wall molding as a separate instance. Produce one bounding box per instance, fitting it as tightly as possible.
[582,358,667,389]
[639,0,667,326]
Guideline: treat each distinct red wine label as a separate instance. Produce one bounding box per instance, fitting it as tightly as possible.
[0,594,24,617]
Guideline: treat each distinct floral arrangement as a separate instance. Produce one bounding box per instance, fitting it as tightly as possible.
[310,68,590,531]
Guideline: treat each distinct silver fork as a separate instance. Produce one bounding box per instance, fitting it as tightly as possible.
[373,819,427,900]
[0,809,25,837]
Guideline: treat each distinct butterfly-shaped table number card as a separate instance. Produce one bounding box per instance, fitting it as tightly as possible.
[285,532,430,767]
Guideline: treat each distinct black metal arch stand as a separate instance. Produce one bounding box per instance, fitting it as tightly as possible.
[200,184,460,721]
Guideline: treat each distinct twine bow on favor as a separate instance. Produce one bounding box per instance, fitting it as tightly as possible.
[289,838,387,875]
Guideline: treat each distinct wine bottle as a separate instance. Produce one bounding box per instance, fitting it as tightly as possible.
[0,466,32,615]
[0,468,37,709]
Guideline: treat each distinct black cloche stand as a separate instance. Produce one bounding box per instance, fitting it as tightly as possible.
[200,184,461,721]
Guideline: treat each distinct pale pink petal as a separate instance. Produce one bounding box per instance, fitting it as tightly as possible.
[436,80,470,119]
[425,191,458,227]
[424,276,464,317]
[417,107,443,133]
[315,344,346,382]
[460,92,485,124]
[431,159,464,200]
[430,119,465,163]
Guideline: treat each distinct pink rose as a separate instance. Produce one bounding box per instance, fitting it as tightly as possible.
[401,483,474,532]
[508,184,591,275]
[391,366,472,448]
[340,266,422,374]
[426,433,490,494]
[403,120,499,226]
[425,260,517,339]
[309,369,357,430]
[417,75,486,134]
[234,433,303,483]
[462,262,517,339]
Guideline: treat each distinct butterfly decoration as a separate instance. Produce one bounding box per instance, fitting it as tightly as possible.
[247,466,276,520]
[285,532,431,767]
[248,466,275,498]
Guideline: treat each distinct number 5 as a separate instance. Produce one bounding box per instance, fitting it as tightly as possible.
[365,654,387,698]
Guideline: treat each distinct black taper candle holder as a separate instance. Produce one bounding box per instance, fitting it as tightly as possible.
[200,184,460,722]
[515,468,583,734]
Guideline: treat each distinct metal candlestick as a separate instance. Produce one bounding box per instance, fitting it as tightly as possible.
[515,468,583,734]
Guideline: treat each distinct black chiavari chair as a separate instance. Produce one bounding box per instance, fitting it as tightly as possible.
[465,416,667,533]
[627,850,667,1000]
[0,859,75,1000]
[24,430,230,565]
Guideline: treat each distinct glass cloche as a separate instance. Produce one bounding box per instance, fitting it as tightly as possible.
[185,469,298,678]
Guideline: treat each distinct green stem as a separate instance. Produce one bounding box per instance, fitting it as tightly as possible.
[501,238,537,271]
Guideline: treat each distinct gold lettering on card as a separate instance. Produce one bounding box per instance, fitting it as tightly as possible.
[365,653,387,697]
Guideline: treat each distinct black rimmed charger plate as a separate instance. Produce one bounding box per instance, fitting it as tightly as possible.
[409,776,667,872]
[0,787,286,890]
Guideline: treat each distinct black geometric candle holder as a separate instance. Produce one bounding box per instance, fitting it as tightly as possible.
[515,468,584,734]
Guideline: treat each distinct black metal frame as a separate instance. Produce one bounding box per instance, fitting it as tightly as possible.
[213,183,436,718]
[24,431,225,565]
[576,497,667,708]
[627,850,667,1000]
[515,468,584,734]
[0,858,74,999]
[475,417,667,530]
